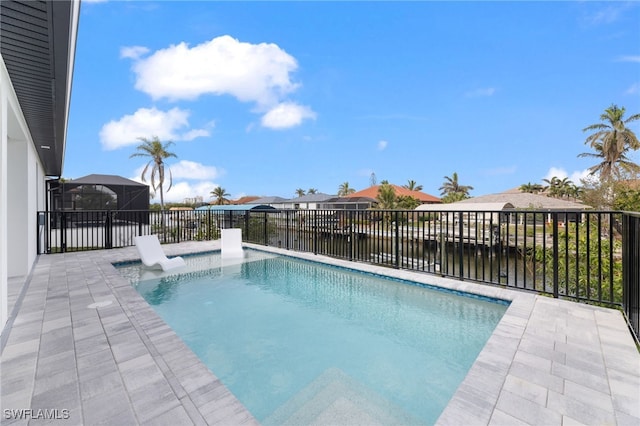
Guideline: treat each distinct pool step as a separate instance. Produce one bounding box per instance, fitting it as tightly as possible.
[263,367,422,426]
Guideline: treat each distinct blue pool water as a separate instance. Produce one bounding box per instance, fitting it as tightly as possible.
[118,250,508,424]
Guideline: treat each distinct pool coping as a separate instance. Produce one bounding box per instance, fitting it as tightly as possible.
[1,241,639,425]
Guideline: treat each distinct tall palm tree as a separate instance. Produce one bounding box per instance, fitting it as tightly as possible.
[403,179,423,192]
[130,136,177,211]
[210,186,230,205]
[579,141,640,180]
[581,104,640,180]
[338,182,356,196]
[307,188,318,195]
[295,188,306,197]
[439,172,473,198]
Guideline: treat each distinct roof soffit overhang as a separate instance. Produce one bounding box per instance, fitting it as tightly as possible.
[0,0,80,177]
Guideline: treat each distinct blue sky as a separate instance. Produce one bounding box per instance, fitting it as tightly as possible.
[65,1,640,203]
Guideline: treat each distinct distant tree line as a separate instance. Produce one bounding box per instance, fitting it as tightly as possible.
[131,105,639,212]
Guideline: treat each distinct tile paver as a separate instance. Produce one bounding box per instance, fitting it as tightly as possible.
[1,240,638,425]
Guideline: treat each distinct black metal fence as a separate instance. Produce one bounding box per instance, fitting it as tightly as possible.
[37,208,639,341]
[622,212,640,342]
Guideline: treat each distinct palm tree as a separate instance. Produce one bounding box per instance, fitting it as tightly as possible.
[295,188,306,197]
[543,176,576,198]
[130,136,177,211]
[307,188,318,195]
[439,172,473,198]
[376,183,396,209]
[338,182,356,196]
[543,176,560,197]
[579,140,640,180]
[441,192,468,203]
[396,195,420,210]
[519,182,544,194]
[210,186,230,205]
[557,177,574,199]
[567,184,584,201]
[403,179,423,192]
[581,104,640,180]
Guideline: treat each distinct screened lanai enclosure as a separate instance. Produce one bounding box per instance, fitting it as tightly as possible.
[49,174,149,212]
[41,174,150,251]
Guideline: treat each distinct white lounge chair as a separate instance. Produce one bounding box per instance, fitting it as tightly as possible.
[221,228,244,259]
[134,235,186,271]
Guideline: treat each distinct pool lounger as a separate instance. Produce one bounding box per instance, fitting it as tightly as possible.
[134,235,186,271]
[221,228,244,259]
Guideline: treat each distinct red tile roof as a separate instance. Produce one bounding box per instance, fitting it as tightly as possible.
[231,196,261,205]
[346,184,441,203]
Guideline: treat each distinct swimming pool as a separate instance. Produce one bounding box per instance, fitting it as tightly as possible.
[117,249,508,424]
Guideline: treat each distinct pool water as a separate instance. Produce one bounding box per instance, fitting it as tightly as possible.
[118,250,508,425]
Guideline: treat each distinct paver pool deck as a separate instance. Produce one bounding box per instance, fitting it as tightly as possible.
[1,241,639,425]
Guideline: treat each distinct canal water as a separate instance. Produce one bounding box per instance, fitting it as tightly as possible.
[259,229,539,290]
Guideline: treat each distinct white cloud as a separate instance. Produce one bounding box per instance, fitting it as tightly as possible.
[128,35,300,106]
[465,87,496,98]
[157,181,221,203]
[618,55,640,63]
[626,82,640,95]
[543,167,590,184]
[571,169,592,184]
[129,166,147,185]
[120,46,150,60]
[170,160,222,180]
[377,140,388,151]
[584,3,631,26]
[260,102,316,129]
[100,107,209,150]
[182,129,211,140]
[130,161,224,203]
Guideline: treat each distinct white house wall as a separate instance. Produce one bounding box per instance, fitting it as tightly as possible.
[0,58,47,332]
[7,136,28,277]
[1,62,8,332]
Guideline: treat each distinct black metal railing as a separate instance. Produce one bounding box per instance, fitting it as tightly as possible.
[37,209,236,253]
[37,208,639,340]
[622,212,640,342]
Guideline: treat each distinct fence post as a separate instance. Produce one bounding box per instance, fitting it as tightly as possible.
[243,211,248,241]
[313,210,318,255]
[36,212,41,254]
[60,211,67,253]
[349,210,354,261]
[394,211,400,269]
[552,211,559,298]
[458,211,464,279]
[285,210,290,250]
[44,211,51,254]
[622,213,640,342]
[263,212,268,245]
[105,212,113,249]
